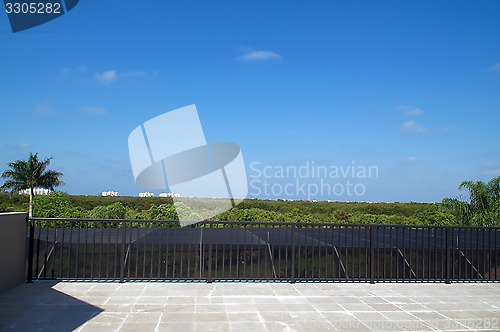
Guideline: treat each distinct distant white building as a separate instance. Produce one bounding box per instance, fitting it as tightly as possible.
[101,191,119,197]
[138,192,155,197]
[159,192,181,198]
[19,188,51,196]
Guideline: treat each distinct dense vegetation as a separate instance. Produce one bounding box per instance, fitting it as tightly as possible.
[0,191,456,225]
[442,177,500,226]
[1,176,498,226]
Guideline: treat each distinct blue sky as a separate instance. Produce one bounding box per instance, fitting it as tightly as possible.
[1,0,499,202]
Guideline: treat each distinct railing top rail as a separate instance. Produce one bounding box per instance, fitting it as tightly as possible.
[28,217,500,230]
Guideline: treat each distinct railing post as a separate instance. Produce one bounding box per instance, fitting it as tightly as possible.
[119,220,126,283]
[290,222,297,284]
[370,225,375,284]
[26,216,34,283]
[445,227,451,284]
[207,222,212,283]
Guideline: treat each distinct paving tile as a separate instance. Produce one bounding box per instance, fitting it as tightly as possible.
[254,303,288,312]
[189,312,228,322]
[251,296,282,304]
[193,321,231,331]
[359,296,389,304]
[285,321,337,331]
[322,311,358,322]
[166,297,196,304]
[99,304,134,312]
[351,311,388,324]
[157,322,195,332]
[225,303,258,312]
[340,302,376,312]
[381,311,421,322]
[135,296,169,305]
[368,303,402,312]
[289,311,326,321]
[311,302,345,312]
[395,303,431,312]
[119,322,158,332]
[160,312,197,323]
[87,311,127,323]
[281,303,317,312]
[264,321,304,332]
[328,320,371,332]
[104,296,138,305]
[131,304,166,313]
[125,311,162,323]
[194,304,226,312]
[229,321,267,332]
[424,319,470,331]
[1,281,499,332]
[162,304,196,313]
[77,322,122,332]
[329,296,364,303]
[410,310,447,321]
[226,312,261,321]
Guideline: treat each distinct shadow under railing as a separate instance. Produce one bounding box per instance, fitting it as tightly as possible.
[0,281,104,331]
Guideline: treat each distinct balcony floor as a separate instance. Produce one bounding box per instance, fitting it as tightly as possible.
[0,281,499,331]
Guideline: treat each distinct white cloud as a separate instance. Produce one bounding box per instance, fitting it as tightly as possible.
[95,70,118,83]
[400,121,427,133]
[79,106,107,115]
[407,156,420,162]
[488,62,500,73]
[239,50,281,61]
[93,69,156,83]
[34,102,57,116]
[61,66,87,76]
[396,105,424,116]
[438,126,452,134]
[482,162,500,176]
[121,71,148,78]
[483,162,498,167]
[483,169,500,176]
[13,142,31,149]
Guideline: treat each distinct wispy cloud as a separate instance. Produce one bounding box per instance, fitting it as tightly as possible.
[95,70,118,83]
[438,126,452,134]
[18,143,30,148]
[396,105,424,116]
[34,102,57,116]
[79,106,107,115]
[483,169,500,176]
[239,50,281,61]
[121,71,148,78]
[488,62,500,73]
[93,69,156,83]
[400,120,427,133]
[407,156,420,162]
[483,162,498,167]
[61,66,87,76]
[482,162,500,176]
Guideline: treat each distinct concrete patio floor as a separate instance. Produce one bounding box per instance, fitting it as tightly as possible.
[0,281,499,332]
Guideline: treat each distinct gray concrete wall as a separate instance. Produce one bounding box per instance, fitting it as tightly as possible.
[0,212,27,293]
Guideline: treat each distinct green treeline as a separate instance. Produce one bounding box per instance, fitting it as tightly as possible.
[1,175,498,226]
[0,192,457,226]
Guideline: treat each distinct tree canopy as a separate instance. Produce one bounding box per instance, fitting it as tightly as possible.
[442,176,500,226]
[1,152,64,217]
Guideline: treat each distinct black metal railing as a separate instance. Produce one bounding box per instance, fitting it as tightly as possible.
[26,218,500,283]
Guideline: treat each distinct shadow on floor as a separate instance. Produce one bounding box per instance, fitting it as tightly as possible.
[0,281,103,332]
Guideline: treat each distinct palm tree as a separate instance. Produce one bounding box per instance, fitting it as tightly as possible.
[443,176,500,226]
[1,153,64,217]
